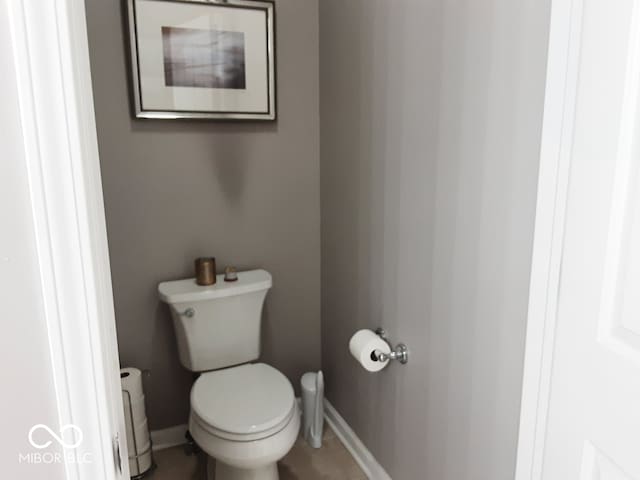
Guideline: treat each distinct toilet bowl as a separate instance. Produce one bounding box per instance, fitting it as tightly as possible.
[188,363,300,480]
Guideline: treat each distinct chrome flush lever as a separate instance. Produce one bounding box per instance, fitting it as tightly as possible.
[179,308,195,318]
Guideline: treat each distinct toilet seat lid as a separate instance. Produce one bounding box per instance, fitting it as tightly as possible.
[191,363,295,436]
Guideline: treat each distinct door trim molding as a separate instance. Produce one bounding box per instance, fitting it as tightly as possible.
[6,0,128,478]
[515,0,583,478]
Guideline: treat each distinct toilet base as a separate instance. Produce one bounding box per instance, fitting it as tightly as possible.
[207,456,279,480]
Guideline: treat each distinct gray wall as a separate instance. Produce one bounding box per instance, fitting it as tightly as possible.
[85,0,321,429]
[320,1,550,479]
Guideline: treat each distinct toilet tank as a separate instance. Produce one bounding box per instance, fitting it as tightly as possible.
[158,269,272,372]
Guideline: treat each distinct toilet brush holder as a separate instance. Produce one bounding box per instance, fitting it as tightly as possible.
[301,371,324,448]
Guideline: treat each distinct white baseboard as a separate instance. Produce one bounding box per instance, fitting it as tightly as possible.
[150,423,187,451]
[324,400,392,480]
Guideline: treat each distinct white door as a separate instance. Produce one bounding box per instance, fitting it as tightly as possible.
[5,0,130,478]
[533,0,640,478]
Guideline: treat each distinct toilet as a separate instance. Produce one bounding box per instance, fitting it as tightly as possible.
[158,269,299,480]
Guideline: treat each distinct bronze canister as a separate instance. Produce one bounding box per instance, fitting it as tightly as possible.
[195,257,216,286]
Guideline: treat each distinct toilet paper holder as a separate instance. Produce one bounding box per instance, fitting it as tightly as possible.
[374,328,409,364]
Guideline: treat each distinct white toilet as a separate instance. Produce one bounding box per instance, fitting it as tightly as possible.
[158,269,299,480]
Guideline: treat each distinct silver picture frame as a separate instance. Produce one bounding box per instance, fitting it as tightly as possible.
[126,0,276,120]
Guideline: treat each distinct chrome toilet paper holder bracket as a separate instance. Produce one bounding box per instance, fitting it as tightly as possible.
[374,328,409,364]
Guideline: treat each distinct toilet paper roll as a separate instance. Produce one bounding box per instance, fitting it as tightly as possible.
[122,394,146,426]
[120,368,144,400]
[121,366,152,475]
[125,417,148,441]
[126,436,151,461]
[129,448,153,476]
[126,417,151,456]
[349,329,392,372]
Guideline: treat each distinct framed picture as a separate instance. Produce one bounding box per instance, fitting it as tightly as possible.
[126,0,276,120]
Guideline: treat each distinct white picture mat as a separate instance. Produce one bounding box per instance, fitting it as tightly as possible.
[134,0,269,113]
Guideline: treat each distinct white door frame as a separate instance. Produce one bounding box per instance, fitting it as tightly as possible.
[7,0,129,478]
[515,0,583,478]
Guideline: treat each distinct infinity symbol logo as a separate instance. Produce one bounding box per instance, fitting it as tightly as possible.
[28,424,83,449]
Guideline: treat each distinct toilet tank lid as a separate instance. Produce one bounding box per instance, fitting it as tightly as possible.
[158,269,272,304]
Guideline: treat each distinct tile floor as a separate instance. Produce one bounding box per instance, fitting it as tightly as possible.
[148,425,367,480]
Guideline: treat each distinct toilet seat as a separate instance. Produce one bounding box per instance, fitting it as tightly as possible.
[191,363,295,442]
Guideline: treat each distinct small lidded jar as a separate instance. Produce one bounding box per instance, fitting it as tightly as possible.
[224,266,239,282]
